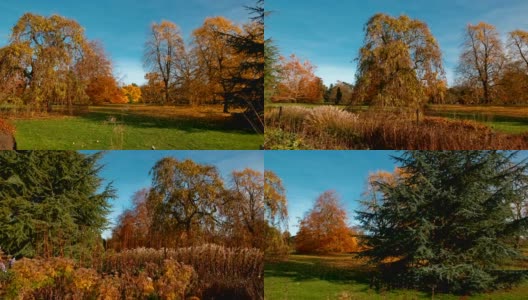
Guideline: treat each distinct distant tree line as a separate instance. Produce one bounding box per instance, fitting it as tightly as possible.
[265,13,528,107]
[108,159,287,257]
[0,1,264,131]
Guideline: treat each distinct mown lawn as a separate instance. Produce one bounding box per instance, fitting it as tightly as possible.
[265,254,528,300]
[8,104,262,150]
[426,105,528,134]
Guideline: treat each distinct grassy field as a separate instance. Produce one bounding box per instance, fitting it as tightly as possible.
[265,254,528,300]
[5,104,262,149]
[265,102,351,109]
[426,105,528,134]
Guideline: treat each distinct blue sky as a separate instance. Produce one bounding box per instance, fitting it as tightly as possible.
[265,150,528,235]
[264,151,399,234]
[80,150,263,238]
[266,0,528,86]
[0,0,252,85]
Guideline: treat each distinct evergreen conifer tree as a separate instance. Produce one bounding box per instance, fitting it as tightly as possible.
[0,151,115,258]
[357,151,528,294]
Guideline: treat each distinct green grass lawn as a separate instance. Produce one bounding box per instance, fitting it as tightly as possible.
[426,109,528,134]
[265,102,352,109]
[9,105,262,150]
[265,254,528,300]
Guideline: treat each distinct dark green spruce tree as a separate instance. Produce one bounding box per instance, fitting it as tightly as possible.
[0,151,115,259]
[221,0,264,133]
[357,151,528,294]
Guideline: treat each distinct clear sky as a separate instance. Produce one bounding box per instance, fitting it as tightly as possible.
[80,150,264,238]
[265,150,528,235]
[266,0,528,86]
[264,150,399,235]
[0,0,252,85]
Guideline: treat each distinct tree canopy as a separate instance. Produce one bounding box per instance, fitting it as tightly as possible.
[357,151,528,294]
[354,14,446,110]
[296,190,358,254]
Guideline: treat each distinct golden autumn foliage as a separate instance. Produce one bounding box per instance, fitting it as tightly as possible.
[295,190,358,254]
[274,54,323,103]
[85,75,127,104]
[121,84,142,103]
[2,256,194,300]
[0,14,124,108]
[354,13,445,109]
[193,16,244,112]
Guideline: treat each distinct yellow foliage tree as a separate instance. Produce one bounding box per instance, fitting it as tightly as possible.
[122,84,142,103]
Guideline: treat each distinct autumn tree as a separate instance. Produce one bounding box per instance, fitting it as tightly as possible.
[144,21,186,104]
[0,14,121,109]
[354,14,445,110]
[275,54,322,103]
[193,17,243,112]
[508,30,528,72]
[122,84,142,103]
[109,188,152,250]
[264,170,289,259]
[85,75,127,104]
[223,169,266,248]
[141,72,165,103]
[357,151,528,294]
[0,14,88,109]
[295,191,357,254]
[457,22,505,104]
[496,30,528,104]
[0,151,115,259]
[148,158,225,248]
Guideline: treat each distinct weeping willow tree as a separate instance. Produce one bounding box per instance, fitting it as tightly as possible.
[354,14,446,111]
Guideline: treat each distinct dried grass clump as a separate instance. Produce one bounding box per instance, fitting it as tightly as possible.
[265,106,310,133]
[265,106,528,150]
[305,106,359,135]
[103,244,264,300]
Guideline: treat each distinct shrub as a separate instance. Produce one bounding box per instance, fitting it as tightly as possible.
[305,106,358,134]
[264,128,305,150]
[2,257,194,300]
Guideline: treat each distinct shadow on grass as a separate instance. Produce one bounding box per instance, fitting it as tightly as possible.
[76,109,257,135]
[265,256,372,286]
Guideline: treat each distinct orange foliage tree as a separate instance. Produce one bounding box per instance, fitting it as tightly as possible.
[85,75,126,104]
[275,54,323,103]
[295,190,358,254]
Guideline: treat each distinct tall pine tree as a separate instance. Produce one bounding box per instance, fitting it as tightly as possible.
[357,151,528,294]
[0,151,115,259]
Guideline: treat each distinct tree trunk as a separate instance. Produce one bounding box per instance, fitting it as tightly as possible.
[223,99,229,113]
